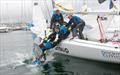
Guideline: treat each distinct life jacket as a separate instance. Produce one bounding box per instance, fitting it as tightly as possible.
[60,26,68,34]
[44,40,53,49]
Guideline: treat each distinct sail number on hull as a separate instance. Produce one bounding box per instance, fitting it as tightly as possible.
[55,46,69,53]
[101,50,120,60]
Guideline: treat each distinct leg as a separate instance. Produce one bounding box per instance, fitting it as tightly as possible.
[41,49,47,61]
[72,28,77,38]
[78,21,85,39]
[47,33,56,42]
[64,31,70,39]
[53,39,62,47]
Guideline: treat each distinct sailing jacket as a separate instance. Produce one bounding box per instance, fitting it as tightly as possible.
[66,16,81,28]
[50,13,64,29]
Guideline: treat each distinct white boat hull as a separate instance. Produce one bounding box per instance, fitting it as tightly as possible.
[53,39,120,64]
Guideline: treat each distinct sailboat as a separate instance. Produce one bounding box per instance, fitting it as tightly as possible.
[32,0,120,64]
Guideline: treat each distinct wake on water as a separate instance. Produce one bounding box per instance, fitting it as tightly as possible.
[0,51,54,70]
[0,52,29,69]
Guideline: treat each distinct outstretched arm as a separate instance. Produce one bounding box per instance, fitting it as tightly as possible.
[66,18,73,28]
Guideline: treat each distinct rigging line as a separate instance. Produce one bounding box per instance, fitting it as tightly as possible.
[44,0,53,27]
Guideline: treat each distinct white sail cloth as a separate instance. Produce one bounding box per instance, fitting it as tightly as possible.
[31,2,47,39]
[31,0,53,45]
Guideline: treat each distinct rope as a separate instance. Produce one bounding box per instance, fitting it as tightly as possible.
[55,3,74,12]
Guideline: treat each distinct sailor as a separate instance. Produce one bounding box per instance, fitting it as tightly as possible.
[38,26,61,54]
[47,25,70,47]
[50,9,64,31]
[52,25,63,46]
[38,26,61,60]
[39,39,53,60]
[66,14,85,40]
[50,24,70,46]
[39,25,62,52]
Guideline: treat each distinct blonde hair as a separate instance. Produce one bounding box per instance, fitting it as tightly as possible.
[68,13,73,19]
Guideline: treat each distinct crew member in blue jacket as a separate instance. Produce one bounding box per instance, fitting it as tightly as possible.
[39,25,70,61]
[41,25,70,48]
[50,9,64,31]
[39,25,69,52]
[39,26,61,60]
[66,14,85,39]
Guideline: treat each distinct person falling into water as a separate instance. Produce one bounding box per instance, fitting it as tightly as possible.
[38,24,70,62]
